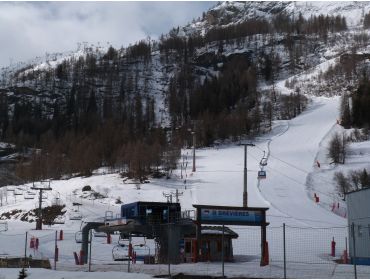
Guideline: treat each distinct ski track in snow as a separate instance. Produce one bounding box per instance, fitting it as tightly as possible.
[258,96,345,227]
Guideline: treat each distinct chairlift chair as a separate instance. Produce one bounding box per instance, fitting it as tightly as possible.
[69,211,83,221]
[53,215,65,224]
[133,243,151,261]
[75,230,91,243]
[14,188,23,195]
[75,231,83,243]
[24,193,35,200]
[112,244,129,261]
[93,229,107,238]
[259,151,268,167]
[118,235,130,246]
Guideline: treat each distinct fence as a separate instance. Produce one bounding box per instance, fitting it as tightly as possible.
[2,224,370,278]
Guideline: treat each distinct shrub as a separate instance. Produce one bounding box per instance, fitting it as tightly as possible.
[82,185,92,192]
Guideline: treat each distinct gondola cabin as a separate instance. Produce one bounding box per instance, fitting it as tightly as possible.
[121,201,181,225]
[258,170,267,179]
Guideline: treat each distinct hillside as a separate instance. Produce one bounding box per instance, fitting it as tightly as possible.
[2,1,370,278]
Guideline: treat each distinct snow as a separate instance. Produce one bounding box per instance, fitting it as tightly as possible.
[3,1,370,278]
[0,268,151,279]
[3,84,370,278]
[2,93,364,278]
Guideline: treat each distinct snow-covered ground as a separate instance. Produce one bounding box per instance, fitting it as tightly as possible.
[2,94,370,278]
[3,20,370,278]
[0,268,151,279]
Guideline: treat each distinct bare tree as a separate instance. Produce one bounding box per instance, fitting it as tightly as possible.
[328,132,348,164]
[334,171,350,197]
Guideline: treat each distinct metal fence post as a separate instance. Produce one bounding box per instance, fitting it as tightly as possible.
[88,229,92,272]
[24,231,28,269]
[283,223,286,279]
[54,231,57,270]
[351,223,357,279]
[168,223,171,277]
[128,233,131,273]
[222,225,225,278]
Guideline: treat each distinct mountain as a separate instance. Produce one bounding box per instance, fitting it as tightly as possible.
[183,1,369,35]
[0,1,370,182]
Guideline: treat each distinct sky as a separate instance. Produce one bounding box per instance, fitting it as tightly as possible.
[0,1,215,68]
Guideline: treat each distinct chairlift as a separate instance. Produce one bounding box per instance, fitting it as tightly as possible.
[24,193,35,200]
[133,243,151,261]
[259,151,268,167]
[27,190,36,195]
[105,210,114,222]
[93,229,107,238]
[69,211,83,221]
[51,197,63,206]
[53,215,65,224]
[118,235,130,246]
[75,230,92,243]
[14,188,23,195]
[34,201,49,208]
[258,170,267,179]
[112,244,129,261]
[75,231,83,243]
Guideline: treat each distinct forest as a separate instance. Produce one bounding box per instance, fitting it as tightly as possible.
[0,11,349,182]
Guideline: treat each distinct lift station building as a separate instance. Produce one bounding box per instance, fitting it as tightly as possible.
[347,188,370,265]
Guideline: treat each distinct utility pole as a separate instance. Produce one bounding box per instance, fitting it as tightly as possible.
[163,189,183,204]
[240,143,255,207]
[31,181,52,230]
[163,192,173,203]
[171,189,183,203]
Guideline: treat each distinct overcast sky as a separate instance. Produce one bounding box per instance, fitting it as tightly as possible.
[0,1,215,68]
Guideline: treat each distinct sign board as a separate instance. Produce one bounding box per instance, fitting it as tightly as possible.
[193,205,268,226]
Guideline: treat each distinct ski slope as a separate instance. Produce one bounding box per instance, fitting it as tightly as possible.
[0,97,347,229]
[0,94,360,278]
[191,96,346,227]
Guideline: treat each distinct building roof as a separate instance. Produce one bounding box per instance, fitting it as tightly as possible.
[346,187,370,196]
[201,226,239,238]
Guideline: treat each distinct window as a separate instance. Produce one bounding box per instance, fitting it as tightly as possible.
[358,225,363,237]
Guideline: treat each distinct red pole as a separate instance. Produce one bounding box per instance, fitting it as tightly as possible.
[261,241,269,266]
[107,233,111,244]
[343,250,348,264]
[331,237,336,257]
[59,230,64,241]
[35,238,39,250]
[30,237,35,249]
[79,250,84,265]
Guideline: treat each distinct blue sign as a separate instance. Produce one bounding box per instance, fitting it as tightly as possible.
[200,208,263,224]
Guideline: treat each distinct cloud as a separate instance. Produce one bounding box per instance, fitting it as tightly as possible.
[0,1,214,68]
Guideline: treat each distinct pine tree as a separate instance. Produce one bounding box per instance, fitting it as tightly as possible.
[340,94,351,128]
[360,169,369,188]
